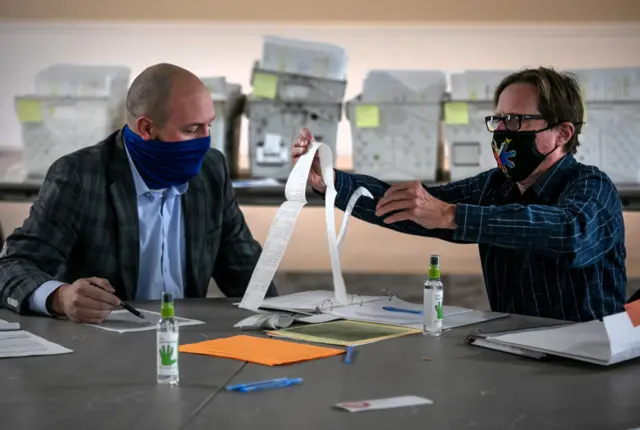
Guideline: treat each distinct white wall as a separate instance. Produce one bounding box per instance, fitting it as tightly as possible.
[0,21,639,158]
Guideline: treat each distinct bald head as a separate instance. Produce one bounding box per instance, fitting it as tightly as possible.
[125,63,215,142]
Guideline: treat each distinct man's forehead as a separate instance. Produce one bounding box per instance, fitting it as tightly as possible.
[168,86,215,123]
[495,83,539,115]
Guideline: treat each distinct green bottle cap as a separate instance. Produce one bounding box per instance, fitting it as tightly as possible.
[428,254,440,278]
[161,292,175,318]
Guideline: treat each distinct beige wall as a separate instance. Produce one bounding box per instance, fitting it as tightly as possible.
[1,0,638,22]
[2,203,640,277]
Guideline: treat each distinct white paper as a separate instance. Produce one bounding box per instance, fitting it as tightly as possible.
[337,187,373,248]
[0,330,72,358]
[253,290,337,313]
[256,290,391,313]
[239,141,373,311]
[335,395,433,413]
[295,313,342,324]
[233,313,295,330]
[603,311,640,360]
[245,289,507,329]
[85,309,204,333]
[327,296,487,329]
[484,311,640,365]
[0,318,20,331]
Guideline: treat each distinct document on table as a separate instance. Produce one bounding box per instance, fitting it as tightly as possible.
[242,290,508,329]
[238,140,373,311]
[85,309,204,333]
[326,295,509,330]
[0,330,72,358]
[469,309,640,366]
[0,318,20,331]
[254,290,389,313]
[335,395,433,413]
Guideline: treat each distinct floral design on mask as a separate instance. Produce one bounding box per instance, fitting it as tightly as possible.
[492,138,516,175]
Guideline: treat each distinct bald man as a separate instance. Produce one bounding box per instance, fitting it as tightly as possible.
[0,63,277,323]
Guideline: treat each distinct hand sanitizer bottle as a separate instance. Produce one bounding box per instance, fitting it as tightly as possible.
[157,292,179,385]
[423,254,444,337]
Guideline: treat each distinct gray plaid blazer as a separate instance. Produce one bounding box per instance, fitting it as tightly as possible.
[0,129,277,314]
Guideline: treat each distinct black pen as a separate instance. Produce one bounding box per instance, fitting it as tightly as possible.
[120,301,145,319]
[91,282,145,319]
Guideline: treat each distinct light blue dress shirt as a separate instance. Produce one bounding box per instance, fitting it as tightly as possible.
[29,147,188,315]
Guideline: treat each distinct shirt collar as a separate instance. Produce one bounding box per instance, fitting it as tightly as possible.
[497,153,577,203]
[530,153,577,203]
[123,144,189,197]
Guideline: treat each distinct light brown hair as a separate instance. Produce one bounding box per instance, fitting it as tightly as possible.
[494,67,584,154]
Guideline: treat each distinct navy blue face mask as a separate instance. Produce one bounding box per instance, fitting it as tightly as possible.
[123,125,211,190]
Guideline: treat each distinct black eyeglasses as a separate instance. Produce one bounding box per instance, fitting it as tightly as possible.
[485,114,546,132]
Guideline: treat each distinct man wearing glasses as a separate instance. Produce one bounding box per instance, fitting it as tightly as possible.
[292,66,626,323]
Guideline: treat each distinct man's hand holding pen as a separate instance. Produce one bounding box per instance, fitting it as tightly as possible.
[50,277,121,324]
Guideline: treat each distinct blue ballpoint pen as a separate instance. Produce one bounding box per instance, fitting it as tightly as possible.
[226,377,290,392]
[383,306,423,315]
[238,378,303,393]
[344,346,356,364]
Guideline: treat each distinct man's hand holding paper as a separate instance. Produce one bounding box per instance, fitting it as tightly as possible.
[292,127,333,193]
[375,181,457,230]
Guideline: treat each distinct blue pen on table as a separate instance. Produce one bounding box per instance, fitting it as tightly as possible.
[226,377,302,393]
[344,346,357,364]
[382,306,423,315]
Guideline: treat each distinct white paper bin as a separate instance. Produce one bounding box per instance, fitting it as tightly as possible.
[246,98,341,179]
[15,95,123,179]
[347,98,441,182]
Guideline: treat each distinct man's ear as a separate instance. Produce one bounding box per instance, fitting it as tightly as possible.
[557,122,575,147]
[134,116,157,140]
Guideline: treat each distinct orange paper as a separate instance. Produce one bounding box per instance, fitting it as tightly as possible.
[624,300,640,327]
[178,335,344,366]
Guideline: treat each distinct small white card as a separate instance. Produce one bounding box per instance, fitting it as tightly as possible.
[334,395,433,413]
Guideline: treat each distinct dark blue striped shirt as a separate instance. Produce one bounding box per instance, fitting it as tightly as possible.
[332,153,627,322]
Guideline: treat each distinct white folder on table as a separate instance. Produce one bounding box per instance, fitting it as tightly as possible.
[470,310,640,366]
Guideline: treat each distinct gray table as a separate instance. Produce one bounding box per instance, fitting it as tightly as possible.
[0,300,251,430]
[2,299,640,430]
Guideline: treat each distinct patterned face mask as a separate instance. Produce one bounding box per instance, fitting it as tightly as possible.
[491,127,557,182]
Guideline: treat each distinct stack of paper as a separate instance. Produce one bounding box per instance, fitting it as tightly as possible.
[0,317,73,358]
[248,290,508,330]
[255,290,387,314]
[0,330,72,358]
[468,303,640,366]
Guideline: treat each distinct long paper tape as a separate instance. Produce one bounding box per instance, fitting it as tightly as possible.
[238,141,373,311]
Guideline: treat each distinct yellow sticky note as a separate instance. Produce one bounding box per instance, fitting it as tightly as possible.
[444,102,469,125]
[355,105,380,128]
[253,73,278,99]
[16,100,43,123]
